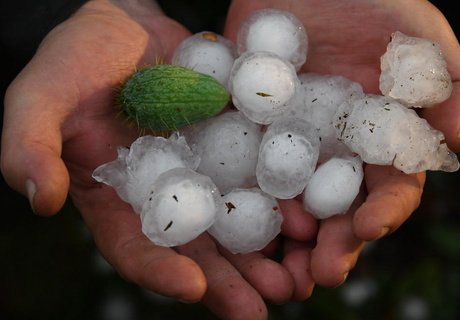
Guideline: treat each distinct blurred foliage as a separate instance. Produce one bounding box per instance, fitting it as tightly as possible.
[1,0,459,319]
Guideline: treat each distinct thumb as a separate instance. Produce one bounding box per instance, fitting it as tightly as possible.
[1,67,72,216]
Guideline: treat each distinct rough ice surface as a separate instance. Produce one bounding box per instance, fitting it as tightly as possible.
[290,72,364,163]
[182,111,262,194]
[228,51,300,124]
[379,31,452,107]
[92,134,199,214]
[141,168,221,247]
[256,117,320,199]
[333,94,460,173]
[303,156,363,219]
[172,31,237,87]
[208,187,283,254]
[237,8,308,70]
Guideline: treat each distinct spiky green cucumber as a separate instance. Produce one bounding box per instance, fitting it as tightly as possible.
[117,64,230,131]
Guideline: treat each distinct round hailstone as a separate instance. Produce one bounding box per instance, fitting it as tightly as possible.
[333,94,460,173]
[256,117,320,199]
[291,72,364,163]
[303,156,364,219]
[172,31,237,87]
[141,167,222,247]
[208,188,283,254]
[379,31,453,107]
[182,111,262,194]
[237,8,308,70]
[228,51,300,124]
[92,133,199,214]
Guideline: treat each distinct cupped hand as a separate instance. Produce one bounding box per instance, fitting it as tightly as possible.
[226,0,460,287]
[0,0,318,319]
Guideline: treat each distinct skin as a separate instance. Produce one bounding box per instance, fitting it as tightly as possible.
[1,0,459,319]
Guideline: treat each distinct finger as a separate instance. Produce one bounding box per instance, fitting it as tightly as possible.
[75,186,207,302]
[1,68,74,216]
[278,199,318,242]
[311,211,365,288]
[282,239,315,301]
[217,244,295,304]
[353,165,425,241]
[177,234,268,320]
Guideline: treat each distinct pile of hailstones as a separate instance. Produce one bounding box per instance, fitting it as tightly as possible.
[93,9,459,254]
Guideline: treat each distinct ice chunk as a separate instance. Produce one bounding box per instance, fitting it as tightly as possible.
[141,168,221,247]
[183,111,262,194]
[333,94,459,173]
[172,31,237,87]
[228,51,300,124]
[208,188,283,254]
[92,134,200,213]
[379,31,452,107]
[256,117,320,199]
[303,156,363,219]
[291,72,364,163]
[237,8,308,70]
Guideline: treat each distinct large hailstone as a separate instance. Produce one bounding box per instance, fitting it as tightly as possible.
[237,8,308,70]
[333,94,459,173]
[291,72,364,163]
[92,134,199,214]
[141,168,222,247]
[228,51,300,124]
[208,188,283,254]
[172,31,237,87]
[256,117,320,199]
[379,31,453,107]
[183,111,262,194]
[303,156,364,219]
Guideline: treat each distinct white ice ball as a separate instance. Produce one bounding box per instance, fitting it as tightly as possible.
[237,8,308,70]
[183,111,262,194]
[92,134,199,213]
[141,167,222,247]
[229,51,300,124]
[256,117,320,199]
[172,31,237,87]
[379,31,452,107]
[208,188,283,254]
[303,156,363,219]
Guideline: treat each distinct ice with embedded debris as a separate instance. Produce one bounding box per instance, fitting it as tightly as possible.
[379,31,452,107]
[208,187,283,254]
[256,117,320,199]
[228,51,300,125]
[290,72,364,163]
[141,167,221,247]
[333,94,459,173]
[92,134,200,214]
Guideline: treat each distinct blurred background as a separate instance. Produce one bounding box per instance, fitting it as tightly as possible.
[1,1,459,319]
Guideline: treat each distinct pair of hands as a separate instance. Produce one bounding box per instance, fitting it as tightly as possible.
[2,0,459,319]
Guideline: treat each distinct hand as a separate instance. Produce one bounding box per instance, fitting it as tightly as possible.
[0,0,317,319]
[225,0,460,287]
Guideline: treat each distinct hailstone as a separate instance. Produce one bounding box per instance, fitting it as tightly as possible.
[92,134,199,213]
[333,94,459,173]
[208,188,283,254]
[141,167,222,247]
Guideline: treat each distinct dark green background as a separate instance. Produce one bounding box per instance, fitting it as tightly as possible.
[1,1,459,319]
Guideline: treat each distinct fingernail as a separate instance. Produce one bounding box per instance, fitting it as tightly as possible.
[343,272,349,283]
[25,179,37,214]
[378,227,390,239]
